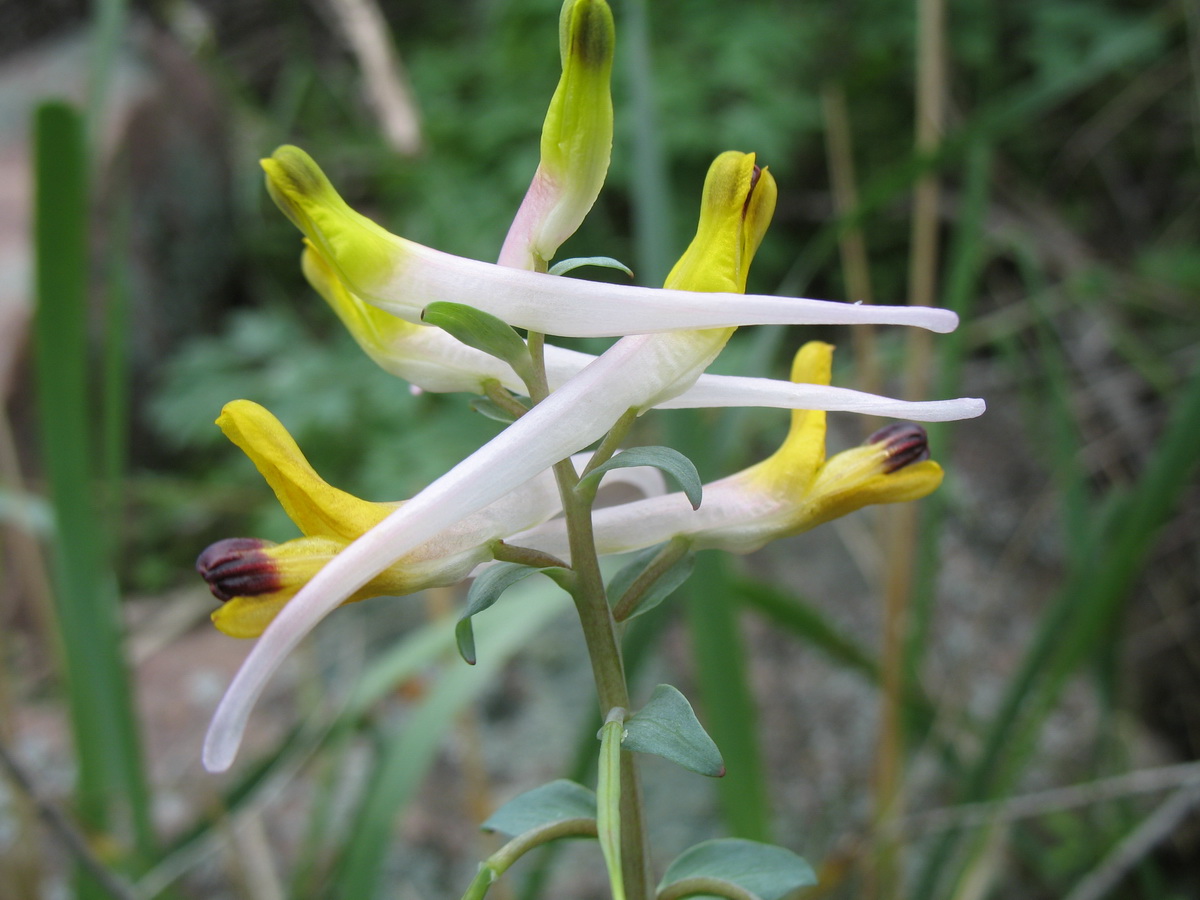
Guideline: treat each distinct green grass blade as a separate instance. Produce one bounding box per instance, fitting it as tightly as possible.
[332,587,571,898]
[619,0,674,285]
[33,100,153,888]
[681,551,771,842]
[916,360,1200,899]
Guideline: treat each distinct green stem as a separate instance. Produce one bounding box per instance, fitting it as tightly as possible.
[491,541,569,571]
[552,455,651,897]
[482,379,530,420]
[581,408,639,478]
[460,819,600,900]
[525,330,651,899]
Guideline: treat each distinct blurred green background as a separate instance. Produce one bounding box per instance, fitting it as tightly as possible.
[1,0,1198,898]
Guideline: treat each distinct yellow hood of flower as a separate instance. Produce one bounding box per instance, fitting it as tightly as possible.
[742,342,943,533]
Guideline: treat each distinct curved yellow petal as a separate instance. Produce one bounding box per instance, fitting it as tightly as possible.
[788,427,943,532]
[302,239,420,363]
[217,400,394,541]
[746,342,833,494]
[263,146,405,296]
[665,151,778,294]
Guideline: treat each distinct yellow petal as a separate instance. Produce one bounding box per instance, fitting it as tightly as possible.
[803,456,943,530]
[262,146,406,295]
[741,341,832,494]
[301,239,420,363]
[217,400,394,541]
[665,151,778,294]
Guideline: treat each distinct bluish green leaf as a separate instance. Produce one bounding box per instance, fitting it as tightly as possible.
[422,301,532,380]
[608,541,695,621]
[622,684,724,777]
[548,256,635,278]
[456,563,544,664]
[483,780,597,836]
[580,446,702,509]
[659,839,817,899]
[470,396,519,424]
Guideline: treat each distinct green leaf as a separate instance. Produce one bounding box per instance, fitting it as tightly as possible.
[609,540,695,621]
[659,839,817,899]
[422,301,532,381]
[580,446,702,509]
[456,563,545,664]
[470,396,519,424]
[548,256,635,278]
[622,684,724,777]
[483,780,597,836]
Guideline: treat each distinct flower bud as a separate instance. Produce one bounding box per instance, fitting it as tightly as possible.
[498,0,615,269]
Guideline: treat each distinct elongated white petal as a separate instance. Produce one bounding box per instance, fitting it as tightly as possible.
[203,331,724,771]
[660,375,986,421]
[359,243,959,336]
[512,475,773,561]
[351,315,984,420]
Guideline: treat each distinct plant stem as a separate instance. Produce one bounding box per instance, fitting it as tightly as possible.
[523,335,652,900]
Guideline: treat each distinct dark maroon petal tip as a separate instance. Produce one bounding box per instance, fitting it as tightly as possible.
[864,422,931,474]
[196,537,280,602]
[742,165,763,218]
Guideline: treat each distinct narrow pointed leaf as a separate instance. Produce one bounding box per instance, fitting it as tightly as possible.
[580,447,702,509]
[608,541,695,621]
[423,301,533,382]
[659,839,817,899]
[482,779,597,836]
[456,562,556,664]
[548,256,634,278]
[469,396,519,424]
[622,684,724,777]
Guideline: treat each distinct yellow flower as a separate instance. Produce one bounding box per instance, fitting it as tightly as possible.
[196,400,564,638]
[510,342,943,559]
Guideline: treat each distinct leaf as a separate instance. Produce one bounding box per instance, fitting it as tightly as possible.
[422,301,532,381]
[659,839,817,900]
[548,256,634,278]
[470,396,518,424]
[608,540,695,621]
[622,684,724,777]
[456,563,544,664]
[482,779,597,836]
[580,446,702,509]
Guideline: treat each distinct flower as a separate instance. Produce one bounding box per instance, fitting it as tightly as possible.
[195,400,569,638]
[497,0,615,271]
[261,145,961,337]
[205,149,794,770]
[204,40,984,768]
[509,342,944,560]
[304,235,983,422]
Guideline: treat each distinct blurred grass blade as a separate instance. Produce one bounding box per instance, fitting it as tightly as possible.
[619,0,673,285]
[33,100,153,889]
[682,551,771,842]
[333,585,571,898]
[917,360,1200,899]
[735,577,878,681]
